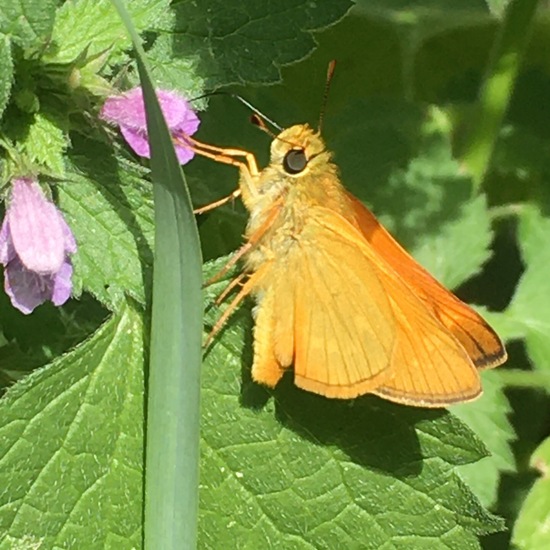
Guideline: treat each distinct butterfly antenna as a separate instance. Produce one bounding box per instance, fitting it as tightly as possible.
[250,113,277,139]
[191,91,283,131]
[318,60,336,133]
[232,95,283,131]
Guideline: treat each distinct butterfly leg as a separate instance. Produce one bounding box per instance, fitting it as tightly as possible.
[205,264,268,347]
[215,272,248,305]
[193,188,242,215]
[181,135,260,177]
[180,135,262,210]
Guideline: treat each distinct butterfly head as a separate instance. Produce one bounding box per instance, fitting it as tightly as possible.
[269,124,332,178]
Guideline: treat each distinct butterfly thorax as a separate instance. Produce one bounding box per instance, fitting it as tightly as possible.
[242,124,353,274]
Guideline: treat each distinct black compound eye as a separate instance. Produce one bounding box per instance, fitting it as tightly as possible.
[283,149,308,174]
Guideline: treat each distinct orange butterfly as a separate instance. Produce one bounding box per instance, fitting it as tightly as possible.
[187,99,506,408]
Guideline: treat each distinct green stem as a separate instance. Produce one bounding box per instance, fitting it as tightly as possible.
[498,369,550,390]
[460,0,539,193]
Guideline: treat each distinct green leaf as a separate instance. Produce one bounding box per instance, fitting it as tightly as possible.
[146,35,205,100]
[515,203,550,266]
[0,34,13,120]
[451,371,515,508]
[512,437,550,549]
[199,285,504,547]
[0,0,57,51]
[45,0,171,65]
[0,301,144,549]
[171,0,352,87]
[59,137,155,309]
[19,111,68,176]
[501,206,550,371]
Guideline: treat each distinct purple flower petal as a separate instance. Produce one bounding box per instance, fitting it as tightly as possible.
[4,257,54,314]
[174,142,196,164]
[100,87,200,165]
[101,87,199,132]
[0,218,15,264]
[100,88,146,129]
[51,260,73,306]
[156,89,200,132]
[1,176,77,313]
[60,216,77,254]
[8,178,65,274]
[120,125,152,158]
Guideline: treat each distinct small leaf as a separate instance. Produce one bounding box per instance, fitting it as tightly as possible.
[19,111,68,176]
[502,206,550,371]
[44,0,171,65]
[0,0,57,50]
[486,0,512,18]
[513,437,550,549]
[451,371,515,508]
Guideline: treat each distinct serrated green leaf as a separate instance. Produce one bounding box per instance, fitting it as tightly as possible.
[502,206,550,371]
[0,34,12,120]
[45,0,171,65]
[410,194,492,289]
[515,203,550,266]
[19,111,67,176]
[451,371,515,508]
[198,287,503,547]
[171,0,352,87]
[145,35,205,100]
[513,437,550,549]
[59,137,154,309]
[0,0,57,51]
[0,300,144,549]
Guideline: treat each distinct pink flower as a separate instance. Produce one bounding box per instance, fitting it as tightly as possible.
[100,87,200,164]
[0,177,77,314]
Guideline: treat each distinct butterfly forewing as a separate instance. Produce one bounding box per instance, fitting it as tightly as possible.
[346,193,507,369]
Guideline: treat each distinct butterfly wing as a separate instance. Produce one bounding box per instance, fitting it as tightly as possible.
[371,264,482,406]
[251,208,397,398]
[346,193,507,369]
[308,207,482,405]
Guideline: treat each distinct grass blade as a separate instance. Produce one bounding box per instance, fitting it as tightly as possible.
[110,1,203,548]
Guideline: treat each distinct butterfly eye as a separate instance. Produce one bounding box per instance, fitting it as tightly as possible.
[283,149,308,174]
